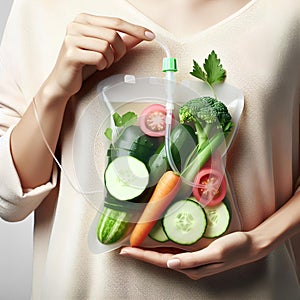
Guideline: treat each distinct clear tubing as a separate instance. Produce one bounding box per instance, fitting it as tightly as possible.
[156,39,181,175]
[164,72,180,175]
[102,89,120,144]
[32,98,101,195]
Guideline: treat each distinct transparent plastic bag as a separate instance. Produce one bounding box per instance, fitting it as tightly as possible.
[70,74,244,253]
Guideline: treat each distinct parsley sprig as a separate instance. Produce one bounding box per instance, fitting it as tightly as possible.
[104,111,137,141]
[190,50,226,97]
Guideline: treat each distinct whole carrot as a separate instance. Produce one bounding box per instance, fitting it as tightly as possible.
[130,170,181,247]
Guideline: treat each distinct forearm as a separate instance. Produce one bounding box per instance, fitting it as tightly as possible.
[8,15,154,190]
[249,191,300,256]
[10,81,69,189]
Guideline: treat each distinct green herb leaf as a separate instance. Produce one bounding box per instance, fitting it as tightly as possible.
[190,50,226,96]
[113,112,123,127]
[104,111,138,141]
[104,128,112,141]
[121,112,137,127]
[203,51,226,86]
[190,60,207,82]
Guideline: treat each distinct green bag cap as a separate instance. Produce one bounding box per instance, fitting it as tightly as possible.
[162,57,178,72]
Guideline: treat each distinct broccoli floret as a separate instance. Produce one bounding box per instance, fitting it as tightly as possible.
[179,96,232,148]
[212,100,232,130]
[179,97,217,124]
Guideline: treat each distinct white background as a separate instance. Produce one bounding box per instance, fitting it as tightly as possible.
[0,0,34,299]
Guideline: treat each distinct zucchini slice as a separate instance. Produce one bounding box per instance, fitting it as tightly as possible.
[105,156,149,201]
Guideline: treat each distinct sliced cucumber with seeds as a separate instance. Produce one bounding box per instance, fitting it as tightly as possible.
[149,219,169,243]
[105,156,149,201]
[163,199,207,245]
[203,202,230,238]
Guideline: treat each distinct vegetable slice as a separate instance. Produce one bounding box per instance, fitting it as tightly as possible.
[148,219,169,243]
[139,104,172,137]
[203,201,230,238]
[105,156,149,201]
[192,167,226,207]
[163,199,207,245]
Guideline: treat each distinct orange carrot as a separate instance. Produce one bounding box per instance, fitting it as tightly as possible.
[130,171,181,247]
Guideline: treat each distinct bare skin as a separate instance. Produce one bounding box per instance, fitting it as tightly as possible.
[10,14,155,189]
[127,0,252,36]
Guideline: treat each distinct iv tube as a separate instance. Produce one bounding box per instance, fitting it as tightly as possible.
[158,41,180,175]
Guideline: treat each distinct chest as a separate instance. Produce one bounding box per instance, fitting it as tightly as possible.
[126,0,254,37]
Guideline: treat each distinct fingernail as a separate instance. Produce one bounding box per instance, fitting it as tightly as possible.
[145,31,156,40]
[120,249,129,256]
[167,258,180,269]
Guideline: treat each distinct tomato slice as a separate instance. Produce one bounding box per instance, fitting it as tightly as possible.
[139,104,171,137]
[192,167,226,207]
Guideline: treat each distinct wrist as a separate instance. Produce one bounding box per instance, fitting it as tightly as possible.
[36,79,72,110]
[247,226,277,260]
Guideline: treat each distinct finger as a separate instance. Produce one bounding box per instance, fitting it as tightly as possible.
[120,247,173,268]
[167,247,221,270]
[67,24,127,61]
[122,34,143,52]
[74,13,155,41]
[70,48,108,70]
[68,35,115,67]
[175,262,225,280]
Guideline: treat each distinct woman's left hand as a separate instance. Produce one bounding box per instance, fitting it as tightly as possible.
[120,230,271,280]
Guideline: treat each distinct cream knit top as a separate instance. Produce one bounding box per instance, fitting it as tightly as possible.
[0,0,300,299]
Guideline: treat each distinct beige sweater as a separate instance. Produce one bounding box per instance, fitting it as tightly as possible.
[1,0,300,298]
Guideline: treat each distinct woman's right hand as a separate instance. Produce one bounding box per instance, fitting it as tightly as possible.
[45,13,155,101]
[9,14,155,191]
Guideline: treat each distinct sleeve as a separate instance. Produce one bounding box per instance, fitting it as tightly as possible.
[0,20,58,222]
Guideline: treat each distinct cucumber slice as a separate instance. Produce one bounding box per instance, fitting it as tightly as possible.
[203,202,230,238]
[148,219,169,243]
[105,156,149,201]
[163,199,207,245]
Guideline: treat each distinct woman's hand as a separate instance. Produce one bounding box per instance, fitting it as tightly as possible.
[10,14,155,190]
[120,230,272,280]
[45,13,155,101]
[120,186,300,281]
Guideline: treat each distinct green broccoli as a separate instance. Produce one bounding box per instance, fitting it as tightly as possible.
[179,96,232,149]
[177,96,234,197]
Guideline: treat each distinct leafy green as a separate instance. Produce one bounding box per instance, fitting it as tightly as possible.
[113,113,123,127]
[105,112,137,141]
[104,128,113,141]
[120,112,137,127]
[190,50,226,96]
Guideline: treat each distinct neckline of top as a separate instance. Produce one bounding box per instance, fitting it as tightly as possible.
[122,0,258,44]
